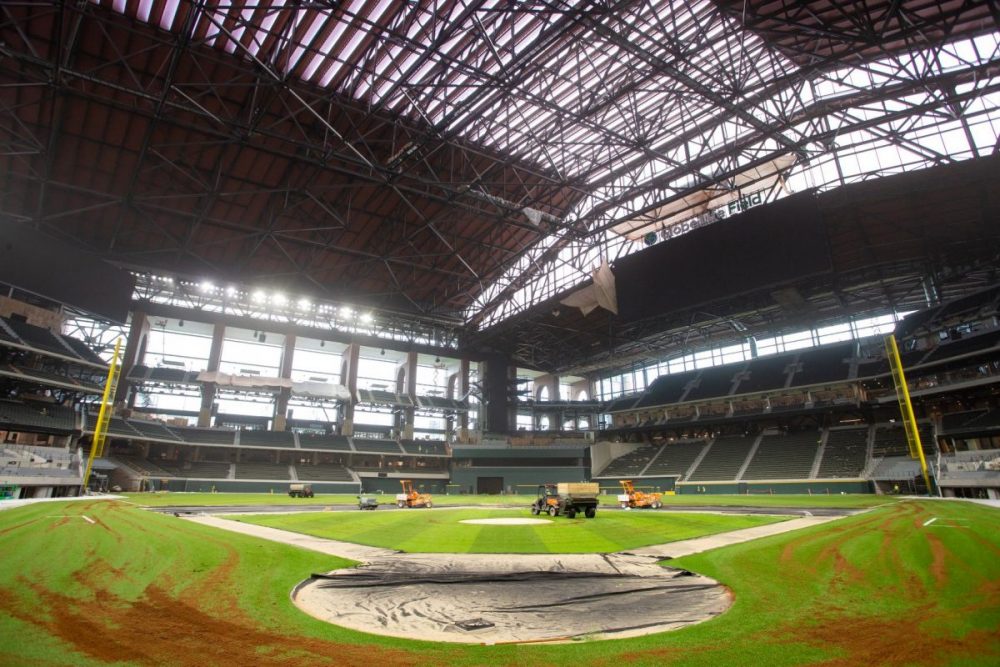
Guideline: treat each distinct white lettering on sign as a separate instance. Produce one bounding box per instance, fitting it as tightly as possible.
[658,191,766,242]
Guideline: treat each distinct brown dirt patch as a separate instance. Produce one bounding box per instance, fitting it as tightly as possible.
[0,577,436,667]
[788,610,999,667]
[779,510,887,567]
[924,531,949,588]
[0,580,454,667]
[828,549,866,589]
[0,502,460,666]
[0,518,39,536]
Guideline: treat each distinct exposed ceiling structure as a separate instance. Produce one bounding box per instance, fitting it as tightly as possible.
[467,155,1000,374]
[0,1,997,371]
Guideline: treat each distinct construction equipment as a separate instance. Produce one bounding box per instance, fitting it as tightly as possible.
[357,495,379,510]
[531,482,598,518]
[617,480,663,509]
[288,483,314,498]
[396,479,433,508]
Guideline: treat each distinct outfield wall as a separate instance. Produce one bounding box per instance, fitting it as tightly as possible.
[595,477,677,495]
[677,480,872,495]
[360,477,448,494]
[154,479,360,494]
[449,466,590,494]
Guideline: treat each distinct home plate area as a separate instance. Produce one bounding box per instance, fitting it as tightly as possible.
[293,552,729,644]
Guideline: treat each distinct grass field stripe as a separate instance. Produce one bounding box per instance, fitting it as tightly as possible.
[923,517,937,527]
[81,515,96,524]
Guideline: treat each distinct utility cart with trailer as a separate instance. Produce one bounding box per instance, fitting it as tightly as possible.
[288,483,314,498]
[531,482,598,518]
[357,495,379,510]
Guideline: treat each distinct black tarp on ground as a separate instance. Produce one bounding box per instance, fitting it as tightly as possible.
[294,552,729,644]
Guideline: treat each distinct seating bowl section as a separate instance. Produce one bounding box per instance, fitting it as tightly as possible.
[238,430,295,448]
[597,445,659,478]
[0,400,76,432]
[235,462,291,480]
[872,426,916,458]
[958,410,1000,431]
[3,318,74,356]
[790,342,854,387]
[352,438,403,454]
[117,456,173,478]
[870,456,921,481]
[642,441,708,479]
[298,434,353,451]
[295,464,353,482]
[817,429,869,478]
[60,337,106,365]
[735,355,793,395]
[686,435,756,481]
[0,316,106,365]
[400,439,448,455]
[159,461,231,479]
[168,427,237,446]
[8,366,103,393]
[634,372,696,408]
[127,420,183,442]
[741,431,821,480]
[683,366,739,402]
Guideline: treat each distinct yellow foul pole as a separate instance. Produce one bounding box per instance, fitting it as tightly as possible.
[883,334,932,493]
[82,338,123,492]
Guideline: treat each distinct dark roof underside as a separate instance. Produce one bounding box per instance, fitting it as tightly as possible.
[0,1,996,370]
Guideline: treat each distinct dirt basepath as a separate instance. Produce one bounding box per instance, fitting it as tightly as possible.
[627,515,841,558]
[185,512,840,562]
[185,515,397,561]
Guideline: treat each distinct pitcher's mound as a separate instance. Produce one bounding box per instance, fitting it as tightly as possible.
[458,518,552,525]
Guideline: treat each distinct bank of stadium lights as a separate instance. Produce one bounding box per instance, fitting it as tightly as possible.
[137,272,452,345]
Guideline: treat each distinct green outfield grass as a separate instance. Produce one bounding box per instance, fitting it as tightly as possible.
[120,490,896,509]
[2,499,996,666]
[232,508,786,553]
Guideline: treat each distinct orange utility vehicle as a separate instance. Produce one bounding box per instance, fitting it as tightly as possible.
[396,479,433,508]
[617,479,663,509]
